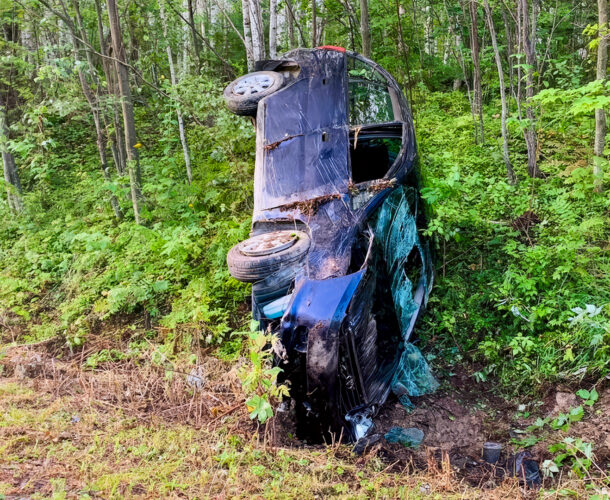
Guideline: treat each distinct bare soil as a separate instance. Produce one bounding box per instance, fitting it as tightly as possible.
[368,366,609,489]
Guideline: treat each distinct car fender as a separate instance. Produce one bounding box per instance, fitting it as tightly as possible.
[280,271,364,414]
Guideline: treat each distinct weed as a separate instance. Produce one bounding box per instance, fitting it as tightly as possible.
[238,322,289,423]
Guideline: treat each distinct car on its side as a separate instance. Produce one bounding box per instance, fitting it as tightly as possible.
[224,46,434,441]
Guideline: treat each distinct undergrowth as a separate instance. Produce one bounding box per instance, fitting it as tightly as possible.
[415,91,610,392]
[1,77,253,350]
[1,85,608,395]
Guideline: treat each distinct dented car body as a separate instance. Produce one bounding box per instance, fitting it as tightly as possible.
[225,47,434,440]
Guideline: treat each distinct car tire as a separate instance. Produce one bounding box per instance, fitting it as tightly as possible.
[227,230,310,283]
[223,71,285,116]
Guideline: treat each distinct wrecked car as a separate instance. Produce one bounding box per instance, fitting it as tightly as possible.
[224,47,436,441]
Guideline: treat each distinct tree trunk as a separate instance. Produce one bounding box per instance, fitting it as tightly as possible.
[312,0,317,46]
[249,0,265,60]
[159,0,192,185]
[93,0,126,175]
[450,0,477,142]
[107,0,143,224]
[483,0,516,184]
[594,0,608,192]
[0,101,24,214]
[318,2,327,44]
[187,0,204,70]
[286,0,296,48]
[68,0,123,220]
[520,0,539,177]
[395,0,413,106]
[359,0,371,57]
[269,0,278,58]
[468,0,484,144]
[501,6,515,107]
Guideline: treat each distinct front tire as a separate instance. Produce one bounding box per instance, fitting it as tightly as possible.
[227,230,310,283]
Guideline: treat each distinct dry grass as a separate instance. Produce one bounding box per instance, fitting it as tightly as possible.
[0,345,608,499]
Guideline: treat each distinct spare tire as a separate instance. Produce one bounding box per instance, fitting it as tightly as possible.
[227,230,310,283]
[223,71,284,116]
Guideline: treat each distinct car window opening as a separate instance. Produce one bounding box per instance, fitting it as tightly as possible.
[350,135,401,184]
[347,56,402,126]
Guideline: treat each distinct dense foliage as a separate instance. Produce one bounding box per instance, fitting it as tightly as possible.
[0,0,608,395]
[1,78,254,348]
[416,91,609,389]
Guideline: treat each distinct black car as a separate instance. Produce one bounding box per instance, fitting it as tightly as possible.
[224,47,435,441]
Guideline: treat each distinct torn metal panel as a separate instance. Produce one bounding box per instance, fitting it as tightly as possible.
[254,50,350,213]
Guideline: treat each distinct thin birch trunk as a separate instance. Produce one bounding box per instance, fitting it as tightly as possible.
[67,0,123,220]
[94,0,126,175]
[107,0,143,224]
[395,0,413,106]
[483,0,516,184]
[159,0,192,185]
[594,0,608,192]
[249,0,265,60]
[502,6,515,108]
[213,0,254,63]
[339,0,357,50]
[468,0,484,144]
[312,0,317,46]
[360,0,371,57]
[520,0,539,177]
[450,0,477,142]
[286,0,295,48]
[0,22,24,214]
[318,2,327,44]
[241,0,254,69]
[0,103,24,214]
[269,0,278,58]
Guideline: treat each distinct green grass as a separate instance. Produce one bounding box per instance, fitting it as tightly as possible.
[0,379,455,499]
[1,85,608,396]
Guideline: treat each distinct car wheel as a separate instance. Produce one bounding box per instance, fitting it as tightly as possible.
[227,230,310,283]
[223,71,284,116]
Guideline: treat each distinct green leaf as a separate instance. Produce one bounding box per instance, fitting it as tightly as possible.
[152,280,170,292]
[568,406,584,423]
[246,394,274,423]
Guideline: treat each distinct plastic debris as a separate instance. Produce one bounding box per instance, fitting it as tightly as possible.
[345,409,374,440]
[482,442,502,464]
[511,451,541,488]
[391,343,440,409]
[352,433,383,455]
[384,426,424,447]
[261,293,293,319]
[186,366,206,391]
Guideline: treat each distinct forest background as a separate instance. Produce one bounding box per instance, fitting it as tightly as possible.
[0,0,609,495]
